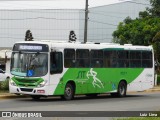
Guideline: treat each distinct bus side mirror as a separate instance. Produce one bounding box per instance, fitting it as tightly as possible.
[0,69,5,73]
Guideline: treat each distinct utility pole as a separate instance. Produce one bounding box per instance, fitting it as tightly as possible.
[84,0,89,43]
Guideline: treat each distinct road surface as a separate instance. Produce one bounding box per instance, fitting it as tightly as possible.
[0,92,160,119]
[0,92,160,111]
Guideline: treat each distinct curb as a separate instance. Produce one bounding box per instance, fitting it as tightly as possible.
[144,89,160,92]
[0,94,28,99]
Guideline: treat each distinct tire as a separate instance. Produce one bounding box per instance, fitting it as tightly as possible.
[62,83,74,100]
[31,95,41,100]
[117,81,127,97]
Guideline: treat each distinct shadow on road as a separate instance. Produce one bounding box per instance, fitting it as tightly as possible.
[14,93,148,103]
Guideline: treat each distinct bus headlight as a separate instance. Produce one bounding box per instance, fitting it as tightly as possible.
[10,79,17,86]
[38,80,47,88]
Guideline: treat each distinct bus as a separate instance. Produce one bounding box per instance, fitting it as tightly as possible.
[9,41,154,100]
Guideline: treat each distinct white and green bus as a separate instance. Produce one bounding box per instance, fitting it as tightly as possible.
[9,41,154,100]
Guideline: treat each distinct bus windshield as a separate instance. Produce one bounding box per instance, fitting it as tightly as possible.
[11,52,48,77]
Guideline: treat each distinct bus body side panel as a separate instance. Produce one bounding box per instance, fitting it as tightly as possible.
[49,68,68,95]
[127,68,154,92]
[53,68,149,95]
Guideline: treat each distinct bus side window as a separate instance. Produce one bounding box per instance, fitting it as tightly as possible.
[50,52,63,74]
[142,51,153,68]
[64,49,75,68]
[130,51,142,68]
[104,50,118,68]
[90,50,103,68]
[76,49,89,68]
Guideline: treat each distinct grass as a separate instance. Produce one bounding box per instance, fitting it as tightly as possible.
[115,117,160,120]
[0,90,9,93]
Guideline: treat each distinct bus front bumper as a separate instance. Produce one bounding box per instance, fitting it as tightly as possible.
[9,85,53,96]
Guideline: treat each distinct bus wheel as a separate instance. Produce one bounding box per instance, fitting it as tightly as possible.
[62,83,74,100]
[31,95,41,100]
[117,81,127,97]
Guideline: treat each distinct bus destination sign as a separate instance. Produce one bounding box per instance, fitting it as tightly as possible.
[13,43,49,52]
[19,45,42,51]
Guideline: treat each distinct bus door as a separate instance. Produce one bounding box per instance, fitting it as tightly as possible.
[50,52,63,85]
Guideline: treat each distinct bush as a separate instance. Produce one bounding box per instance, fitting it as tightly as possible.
[0,79,9,90]
[157,75,160,85]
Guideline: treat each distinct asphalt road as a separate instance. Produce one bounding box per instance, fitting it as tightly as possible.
[0,92,160,112]
[0,92,160,120]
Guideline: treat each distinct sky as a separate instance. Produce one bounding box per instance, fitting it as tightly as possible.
[0,0,132,9]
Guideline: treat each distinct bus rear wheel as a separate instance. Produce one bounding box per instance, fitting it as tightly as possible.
[117,81,127,97]
[110,81,127,97]
[62,83,74,100]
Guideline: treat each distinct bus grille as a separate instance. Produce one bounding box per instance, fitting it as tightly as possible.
[19,84,36,87]
[20,88,33,92]
[16,79,38,83]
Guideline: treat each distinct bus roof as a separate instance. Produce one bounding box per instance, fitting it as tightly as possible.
[14,40,153,51]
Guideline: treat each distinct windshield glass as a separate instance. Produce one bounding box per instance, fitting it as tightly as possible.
[11,52,48,77]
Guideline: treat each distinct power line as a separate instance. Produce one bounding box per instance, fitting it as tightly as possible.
[89,10,133,14]
[0,36,23,39]
[0,28,82,30]
[0,9,84,14]
[0,36,113,42]
[0,33,112,37]
[89,20,118,26]
[89,12,125,19]
[88,37,113,40]
[0,17,54,20]
[0,9,137,15]
[0,27,116,30]
[0,17,84,21]
[126,1,151,6]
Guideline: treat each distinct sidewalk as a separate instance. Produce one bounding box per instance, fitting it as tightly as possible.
[0,86,160,99]
[144,85,160,92]
[0,92,28,99]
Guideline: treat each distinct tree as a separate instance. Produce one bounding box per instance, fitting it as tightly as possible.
[113,17,160,45]
[149,0,160,17]
[112,0,160,65]
[152,32,160,68]
[25,30,34,41]
[112,0,160,46]
[139,11,150,18]
[69,30,77,42]
[139,0,160,18]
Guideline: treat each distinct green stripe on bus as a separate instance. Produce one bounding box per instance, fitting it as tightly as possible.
[53,68,143,95]
[12,77,44,87]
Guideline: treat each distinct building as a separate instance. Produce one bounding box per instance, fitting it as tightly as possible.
[0,50,11,72]
[82,0,150,43]
[0,0,150,70]
[0,9,81,48]
[0,0,150,48]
